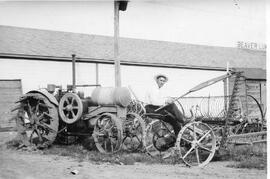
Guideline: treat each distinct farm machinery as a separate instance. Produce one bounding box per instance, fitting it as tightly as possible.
[13,84,146,153]
[12,53,146,154]
[140,71,266,167]
[12,60,265,167]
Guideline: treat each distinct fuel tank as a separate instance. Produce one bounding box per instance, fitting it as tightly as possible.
[91,87,132,107]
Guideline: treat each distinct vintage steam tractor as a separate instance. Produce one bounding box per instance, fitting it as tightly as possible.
[13,56,145,154]
[14,84,146,153]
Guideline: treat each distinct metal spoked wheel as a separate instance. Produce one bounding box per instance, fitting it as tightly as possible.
[231,95,265,134]
[122,112,146,152]
[243,95,265,132]
[176,121,216,167]
[145,119,176,157]
[93,113,123,154]
[58,93,83,124]
[15,93,59,149]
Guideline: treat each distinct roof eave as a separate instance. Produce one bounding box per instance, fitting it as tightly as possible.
[0,53,227,71]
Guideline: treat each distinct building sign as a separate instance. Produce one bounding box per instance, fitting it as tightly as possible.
[237,41,266,51]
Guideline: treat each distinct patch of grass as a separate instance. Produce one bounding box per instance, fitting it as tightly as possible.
[42,144,171,165]
[126,153,155,163]
[43,144,85,158]
[119,155,136,165]
[4,138,185,166]
[227,156,266,170]
[5,139,21,149]
[217,144,267,170]
[5,136,266,170]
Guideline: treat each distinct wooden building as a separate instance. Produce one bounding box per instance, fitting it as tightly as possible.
[0,25,266,128]
[225,68,266,121]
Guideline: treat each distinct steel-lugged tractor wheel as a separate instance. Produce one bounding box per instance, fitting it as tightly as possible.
[59,93,83,124]
[15,93,59,149]
[93,113,123,154]
[176,121,216,167]
[122,112,146,152]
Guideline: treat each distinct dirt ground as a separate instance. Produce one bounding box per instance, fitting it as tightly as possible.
[0,132,267,179]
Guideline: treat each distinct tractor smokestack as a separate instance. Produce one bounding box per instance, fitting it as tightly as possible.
[72,54,76,92]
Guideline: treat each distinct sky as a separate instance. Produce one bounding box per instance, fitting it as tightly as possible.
[0,0,266,48]
[0,0,267,103]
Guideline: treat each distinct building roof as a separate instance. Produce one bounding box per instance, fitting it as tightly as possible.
[0,25,266,70]
[233,68,266,80]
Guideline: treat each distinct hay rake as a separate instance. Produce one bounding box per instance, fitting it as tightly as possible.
[143,71,265,167]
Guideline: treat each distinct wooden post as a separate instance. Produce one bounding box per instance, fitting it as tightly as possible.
[114,1,121,87]
[72,54,76,92]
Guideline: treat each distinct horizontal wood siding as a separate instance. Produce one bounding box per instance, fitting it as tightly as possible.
[246,80,265,120]
[225,77,266,120]
[0,80,22,128]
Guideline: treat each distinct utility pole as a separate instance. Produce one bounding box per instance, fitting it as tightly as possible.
[114,1,128,87]
[114,1,121,87]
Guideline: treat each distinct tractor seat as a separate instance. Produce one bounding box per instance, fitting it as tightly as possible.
[143,113,167,120]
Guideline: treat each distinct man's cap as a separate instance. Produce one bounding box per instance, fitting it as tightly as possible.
[154,74,168,82]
